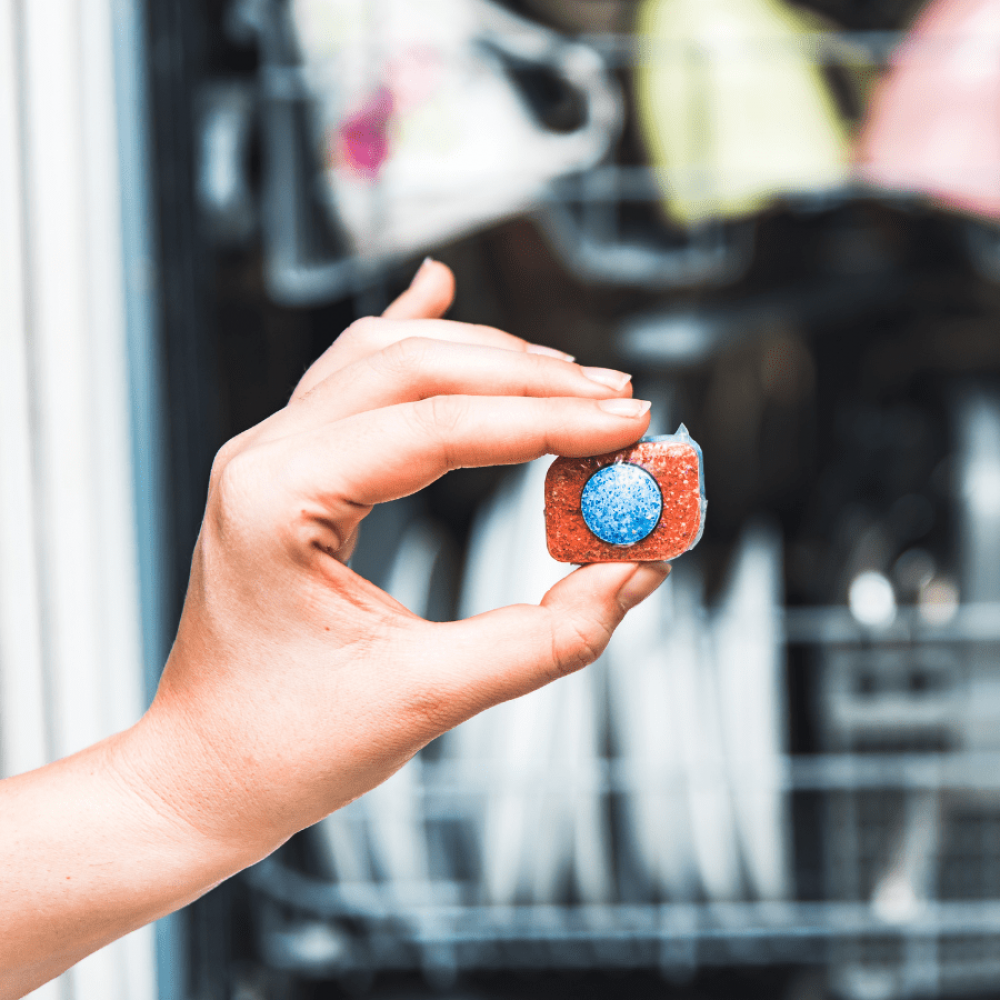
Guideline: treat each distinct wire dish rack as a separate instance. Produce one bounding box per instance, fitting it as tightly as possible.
[243,587,1000,998]
[205,0,1000,308]
[194,0,1000,312]
[224,0,939,306]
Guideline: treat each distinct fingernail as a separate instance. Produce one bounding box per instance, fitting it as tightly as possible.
[527,344,576,362]
[582,366,631,391]
[410,256,435,286]
[597,397,651,418]
[618,561,671,611]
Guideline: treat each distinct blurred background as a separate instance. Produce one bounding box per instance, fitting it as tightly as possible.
[8,0,1000,998]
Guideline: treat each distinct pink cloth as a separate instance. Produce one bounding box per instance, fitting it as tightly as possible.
[332,86,395,180]
[858,0,1000,219]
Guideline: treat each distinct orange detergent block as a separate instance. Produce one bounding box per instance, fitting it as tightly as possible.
[544,427,706,563]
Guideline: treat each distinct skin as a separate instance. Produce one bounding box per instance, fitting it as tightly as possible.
[0,261,669,999]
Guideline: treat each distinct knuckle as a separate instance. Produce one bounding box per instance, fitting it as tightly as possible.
[552,614,612,678]
[212,450,253,519]
[341,315,383,349]
[415,393,467,439]
[207,448,272,548]
[379,335,436,377]
[208,436,246,495]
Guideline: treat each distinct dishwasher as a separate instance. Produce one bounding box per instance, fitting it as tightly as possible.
[143,0,1000,996]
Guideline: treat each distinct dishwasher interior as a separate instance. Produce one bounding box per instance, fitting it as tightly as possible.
[160,1,1000,996]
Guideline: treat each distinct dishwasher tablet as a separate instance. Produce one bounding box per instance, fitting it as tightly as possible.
[544,427,706,563]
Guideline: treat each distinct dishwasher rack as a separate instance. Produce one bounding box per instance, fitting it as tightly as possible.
[200,0,1000,309]
[225,0,938,307]
[243,607,1000,999]
[245,10,760,305]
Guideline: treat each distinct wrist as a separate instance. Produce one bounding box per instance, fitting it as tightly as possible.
[107,699,287,874]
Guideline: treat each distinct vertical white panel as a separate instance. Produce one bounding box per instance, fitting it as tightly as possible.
[5,0,158,995]
[0,0,50,781]
[1,8,74,996]
[80,0,146,757]
[75,0,159,990]
[23,0,106,761]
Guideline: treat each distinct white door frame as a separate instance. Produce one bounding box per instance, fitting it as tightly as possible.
[0,0,165,996]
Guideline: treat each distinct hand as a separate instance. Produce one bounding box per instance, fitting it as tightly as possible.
[120,261,669,862]
[0,261,671,999]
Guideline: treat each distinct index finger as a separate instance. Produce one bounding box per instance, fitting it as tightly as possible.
[275,395,652,546]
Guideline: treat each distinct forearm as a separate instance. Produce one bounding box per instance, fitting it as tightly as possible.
[0,719,262,1000]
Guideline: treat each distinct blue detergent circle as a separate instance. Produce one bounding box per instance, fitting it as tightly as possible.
[580,463,662,546]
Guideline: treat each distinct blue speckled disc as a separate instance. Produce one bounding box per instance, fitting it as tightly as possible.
[580,463,662,546]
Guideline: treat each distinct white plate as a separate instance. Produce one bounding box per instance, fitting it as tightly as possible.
[607,572,699,900]
[672,564,743,901]
[714,523,789,900]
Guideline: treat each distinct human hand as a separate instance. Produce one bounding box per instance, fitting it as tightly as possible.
[122,261,669,863]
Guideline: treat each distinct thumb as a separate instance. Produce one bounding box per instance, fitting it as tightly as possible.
[434,560,671,719]
[382,258,456,320]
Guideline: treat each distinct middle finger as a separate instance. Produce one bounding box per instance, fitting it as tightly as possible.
[291,318,563,401]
